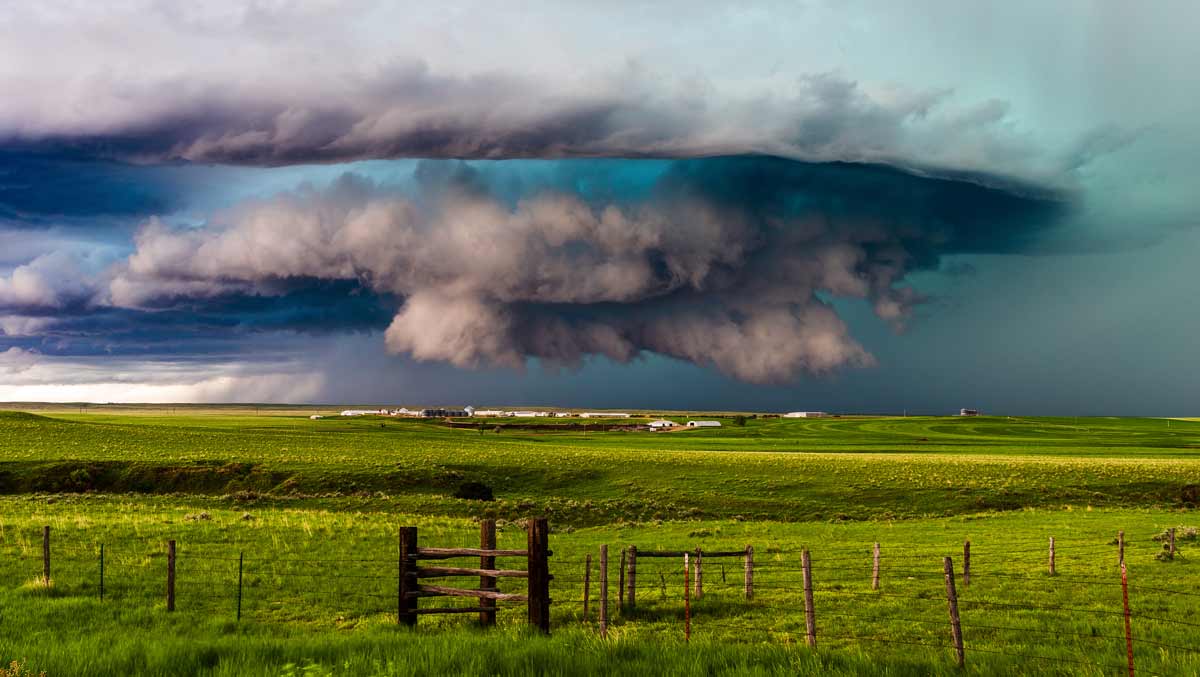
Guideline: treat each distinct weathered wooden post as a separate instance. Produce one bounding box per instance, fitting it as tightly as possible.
[684,552,691,642]
[694,548,703,599]
[166,539,176,612]
[1121,561,1134,677]
[1049,536,1056,576]
[802,548,816,648]
[236,552,244,621]
[962,540,971,587]
[41,526,50,585]
[398,526,418,626]
[627,545,637,610]
[583,554,592,620]
[480,520,497,627]
[599,545,609,638]
[527,517,551,634]
[99,543,105,601]
[618,548,626,613]
[1169,528,1177,560]
[943,556,964,668]
[744,545,754,600]
[1118,530,1125,566]
[872,542,881,590]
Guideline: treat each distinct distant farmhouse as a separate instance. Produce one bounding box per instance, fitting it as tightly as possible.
[784,411,828,418]
[421,408,470,417]
[959,408,981,417]
[686,420,722,428]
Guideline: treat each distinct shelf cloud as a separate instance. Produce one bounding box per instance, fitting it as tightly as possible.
[105,157,1066,382]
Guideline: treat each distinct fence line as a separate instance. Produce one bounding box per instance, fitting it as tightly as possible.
[5,524,1200,673]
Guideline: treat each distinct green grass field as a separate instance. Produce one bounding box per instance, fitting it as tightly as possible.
[2,408,1199,675]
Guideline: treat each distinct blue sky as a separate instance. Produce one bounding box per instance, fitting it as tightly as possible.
[0,2,1197,413]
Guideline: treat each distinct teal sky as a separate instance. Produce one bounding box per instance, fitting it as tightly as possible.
[0,2,1197,414]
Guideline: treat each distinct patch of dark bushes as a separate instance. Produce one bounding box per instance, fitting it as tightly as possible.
[454,481,495,501]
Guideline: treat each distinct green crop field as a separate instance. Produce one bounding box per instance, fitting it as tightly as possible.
[1,408,1199,675]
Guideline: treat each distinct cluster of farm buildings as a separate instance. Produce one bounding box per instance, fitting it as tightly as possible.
[319,407,727,429]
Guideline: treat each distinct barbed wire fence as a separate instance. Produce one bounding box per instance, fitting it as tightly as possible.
[3,524,1198,674]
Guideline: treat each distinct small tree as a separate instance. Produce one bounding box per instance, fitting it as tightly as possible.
[733,415,748,427]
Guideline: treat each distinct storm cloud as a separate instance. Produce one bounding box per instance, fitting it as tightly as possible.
[107,157,1066,383]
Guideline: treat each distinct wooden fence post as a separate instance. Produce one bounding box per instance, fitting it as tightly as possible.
[618,548,626,613]
[166,539,176,612]
[943,556,964,668]
[1049,536,1056,576]
[1120,561,1135,677]
[694,548,703,599]
[527,517,551,634]
[480,520,497,627]
[962,540,971,587]
[744,545,754,600]
[41,526,50,585]
[1169,528,1176,560]
[599,545,609,639]
[802,548,816,648]
[872,542,881,590]
[99,543,105,601]
[583,554,592,620]
[236,552,244,621]
[398,526,418,626]
[684,552,691,642]
[627,545,637,610]
[1118,530,1125,566]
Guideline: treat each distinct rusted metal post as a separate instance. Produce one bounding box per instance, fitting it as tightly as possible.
[1121,561,1135,677]
[1119,530,1125,566]
[684,552,691,642]
[479,519,497,627]
[618,547,626,613]
[962,540,971,587]
[583,554,592,620]
[802,548,816,648]
[236,552,244,621]
[599,545,609,638]
[744,545,754,600]
[627,545,637,610]
[41,526,50,585]
[166,539,176,612]
[872,542,881,590]
[944,556,964,668]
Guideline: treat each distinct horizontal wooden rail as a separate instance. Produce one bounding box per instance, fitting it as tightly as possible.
[416,584,529,602]
[418,566,529,578]
[416,547,529,559]
[414,607,493,614]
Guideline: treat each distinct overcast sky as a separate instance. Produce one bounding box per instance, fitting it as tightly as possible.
[1,1,1197,414]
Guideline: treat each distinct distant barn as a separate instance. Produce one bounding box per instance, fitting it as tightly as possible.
[686,420,722,428]
[784,411,828,418]
[959,408,980,417]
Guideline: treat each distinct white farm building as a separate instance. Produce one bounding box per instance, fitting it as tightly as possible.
[648,420,677,430]
[784,411,829,418]
[340,409,387,417]
[686,420,722,428]
[581,412,630,418]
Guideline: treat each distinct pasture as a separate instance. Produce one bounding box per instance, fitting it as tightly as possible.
[1,409,1199,675]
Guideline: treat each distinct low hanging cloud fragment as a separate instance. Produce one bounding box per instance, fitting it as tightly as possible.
[108,156,1067,383]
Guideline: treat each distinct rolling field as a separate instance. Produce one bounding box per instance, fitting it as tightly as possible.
[1,409,1200,675]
